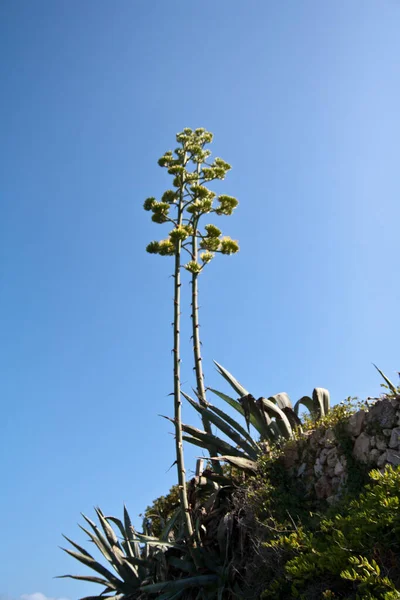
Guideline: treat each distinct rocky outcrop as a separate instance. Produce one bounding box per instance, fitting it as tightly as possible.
[279,395,400,505]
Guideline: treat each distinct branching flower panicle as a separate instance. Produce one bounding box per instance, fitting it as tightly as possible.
[144,126,240,509]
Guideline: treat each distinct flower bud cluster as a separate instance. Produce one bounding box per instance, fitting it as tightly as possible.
[184,261,202,274]
[215,195,238,216]
[169,225,190,243]
[200,252,214,264]
[220,236,239,254]
[151,201,170,223]
[146,239,175,256]
[186,198,213,215]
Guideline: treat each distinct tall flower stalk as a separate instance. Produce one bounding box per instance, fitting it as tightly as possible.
[144,128,239,536]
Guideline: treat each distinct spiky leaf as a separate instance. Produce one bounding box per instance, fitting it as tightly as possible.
[373,363,398,394]
[213,361,249,397]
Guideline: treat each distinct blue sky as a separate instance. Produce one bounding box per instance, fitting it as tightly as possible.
[1,1,399,598]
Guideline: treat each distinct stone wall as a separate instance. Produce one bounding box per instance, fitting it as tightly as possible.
[279,395,400,504]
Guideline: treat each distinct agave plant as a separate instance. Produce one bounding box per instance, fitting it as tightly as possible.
[180,361,331,472]
[373,363,400,397]
[61,498,243,599]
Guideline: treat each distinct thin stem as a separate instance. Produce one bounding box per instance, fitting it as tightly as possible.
[173,150,194,541]
[190,170,222,474]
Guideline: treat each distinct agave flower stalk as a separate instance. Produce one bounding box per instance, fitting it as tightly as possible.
[144,128,239,530]
[172,148,194,539]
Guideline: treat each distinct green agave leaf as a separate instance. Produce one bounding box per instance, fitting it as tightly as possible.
[56,574,113,587]
[78,525,114,566]
[81,513,138,584]
[81,513,114,560]
[208,389,247,420]
[213,361,249,397]
[258,398,293,438]
[269,392,293,410]
[180,421,252,460]
[60,547,125,589]
[206,400,259,449]
[160,506,182,542]
[95,508,120,548]
[210,455,258,472]
[104,516,134,559]
[123,505,133,538]
[312,388,330,418]
[122,506,142,558]
[78,596,114,600]
[78,597,118,600]
[181,392,222,465]
[266,421,281,441]
[131,531,177,547]
[183,392,258,460]
[164,414,251,459]
[209,388,273,441]
[282,406,303,431]
[83,525,136,584]
[241,394,273,438]
[293,395,314,417]
[62,535,93,558]
[373,364,397,394]
[139,574,219,593]
[182,434,209,452]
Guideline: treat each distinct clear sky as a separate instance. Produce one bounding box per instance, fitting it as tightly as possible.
[1,1,399,598]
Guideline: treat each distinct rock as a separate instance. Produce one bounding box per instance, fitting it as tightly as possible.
[334,460,344,476]
[369,449,381,464]
[370,436,376,448]
[390,397,400,409]
[389,428,400,449]
[308,429,323,450]
[346,410,365,437]
[353,432,371,463]
[386,449,400,466]
[315,475,332,499]
[377,451,387,468]
[297,462,307,477]
[319,448,329,466]
[367,399,396,428]
[383,429,393,437]
[323,428,336,447]
[327,448,338,468]
[375,435,387,451]
[314,458,324,477]
[326,465,335,478]
[326,495,336,505]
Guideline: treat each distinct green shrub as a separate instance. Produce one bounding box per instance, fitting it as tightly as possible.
[261,466,400,599]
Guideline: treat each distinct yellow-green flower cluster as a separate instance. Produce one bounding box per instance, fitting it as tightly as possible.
[162,190,177,203]
[146,239,175,256]
[184,261,202,274]
[186,198,213,214]
[146,241,160,254]
[202,158,231,181]
[220,236,239,254]
[157,151,174,167]
[200,252,214,264]
[143,197,157,211]
[215,195,239,216]
[151,201,170,223]
[191,184,215,200]
[204,224,221,238]
[200,236,220,252]
[169,225,190,243]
